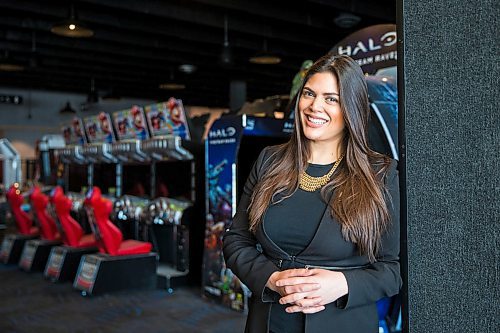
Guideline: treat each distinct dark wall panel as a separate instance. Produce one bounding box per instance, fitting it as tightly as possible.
[399,0,498,332]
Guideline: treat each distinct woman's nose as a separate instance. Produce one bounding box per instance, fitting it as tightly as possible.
[310,97,324,112]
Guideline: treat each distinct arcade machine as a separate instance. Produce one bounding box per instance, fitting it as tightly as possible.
[0,140,28,263]
[0,183,39,264]
[0,138,22,191]
[38,135,66,185]
[73,187,156,296]
[18,186,62,272]
[202,115,291,311]
[44,187,98,282]
[58,117,89,192]
[109,106,150,197]
[141,98,197,291]
[81,112,119,195]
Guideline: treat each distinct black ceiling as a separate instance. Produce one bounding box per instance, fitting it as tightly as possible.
[0,0,396,108]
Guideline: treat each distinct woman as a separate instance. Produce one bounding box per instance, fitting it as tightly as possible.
[223,53,401,333]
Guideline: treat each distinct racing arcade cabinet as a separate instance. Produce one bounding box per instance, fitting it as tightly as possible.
[0,184,39,264]
[141,99,196,291]
[18,186,62,272]
[44,187,98,282]
[73,187,156,296]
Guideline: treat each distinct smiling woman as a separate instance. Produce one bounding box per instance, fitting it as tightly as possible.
[223,53,401,333]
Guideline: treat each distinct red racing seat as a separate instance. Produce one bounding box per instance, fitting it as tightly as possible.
[30,186,60,241]
[52,186,97,248]
[85,187,152,256]
[6,184,38,236]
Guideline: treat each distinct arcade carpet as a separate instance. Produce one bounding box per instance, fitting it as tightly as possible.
[0,265,246,333]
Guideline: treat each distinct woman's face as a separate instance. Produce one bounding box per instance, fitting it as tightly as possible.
[298,72,345,146]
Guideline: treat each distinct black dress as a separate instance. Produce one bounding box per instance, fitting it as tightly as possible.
[265,163,333,333]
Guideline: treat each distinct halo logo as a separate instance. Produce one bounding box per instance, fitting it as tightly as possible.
[209,126,236,138]
[337,31,397,56]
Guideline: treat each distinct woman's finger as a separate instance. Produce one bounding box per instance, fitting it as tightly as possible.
[276,276,315,287]
[283,283,320,294]
[294,296,323,308]
[300,305,325,314]
[279,291,310,305]
[285,305,325,314]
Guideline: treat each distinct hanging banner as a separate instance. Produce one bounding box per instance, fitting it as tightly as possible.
[144,98,190,139]
[112,105,150,141]
[83,112,115,144]
[331,24,397,74]
[62,117,87,145]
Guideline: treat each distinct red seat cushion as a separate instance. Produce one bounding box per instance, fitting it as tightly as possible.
[115,240,152,256]
[77,234,98,248]
[29,226,40,236]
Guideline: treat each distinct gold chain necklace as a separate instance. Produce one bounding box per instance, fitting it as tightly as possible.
[299,155,344,192]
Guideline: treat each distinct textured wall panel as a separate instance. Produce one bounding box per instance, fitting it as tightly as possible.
[400,0,499,331]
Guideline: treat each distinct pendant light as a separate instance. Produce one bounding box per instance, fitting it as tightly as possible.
[51,4,94,38]
[59,101,77,114]
[0,50,24,72]
[86,78,99,104]
[219,15,233,66]
[249,39,281,65]
[29,31,39,69]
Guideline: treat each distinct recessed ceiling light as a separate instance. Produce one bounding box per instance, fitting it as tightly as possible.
[178,64,197,74]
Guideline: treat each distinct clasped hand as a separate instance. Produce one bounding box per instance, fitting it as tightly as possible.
[266,268,348,314]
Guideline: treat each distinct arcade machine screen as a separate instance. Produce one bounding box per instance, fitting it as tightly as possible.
[155,161,192,199]
[93,164,117,196]
[122,164,150,198]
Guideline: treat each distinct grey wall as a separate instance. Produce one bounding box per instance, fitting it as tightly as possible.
[0,87,154,158]
[399,0,499,331]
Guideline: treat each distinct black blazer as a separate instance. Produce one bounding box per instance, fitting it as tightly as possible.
[223,146,402,333]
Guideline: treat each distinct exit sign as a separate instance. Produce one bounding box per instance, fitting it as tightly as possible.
[0,95,23,104]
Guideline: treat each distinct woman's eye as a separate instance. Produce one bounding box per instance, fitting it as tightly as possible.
[326,97,338,104]
[303,90,314,97]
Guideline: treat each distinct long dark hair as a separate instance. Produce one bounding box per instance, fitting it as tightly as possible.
[248,53,391,262]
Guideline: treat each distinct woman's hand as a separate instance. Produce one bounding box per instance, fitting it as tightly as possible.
[266,268,320,296]
[276,269,349,314]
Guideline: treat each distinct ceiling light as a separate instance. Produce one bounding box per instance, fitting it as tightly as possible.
[159,83,186,90]
[0,51,24,72]
[51,5,94,38]
[249,40,281,65]
[334,12,361,29]
[249,54,281,65]
[59,101,77,114]
[178,64,197,74]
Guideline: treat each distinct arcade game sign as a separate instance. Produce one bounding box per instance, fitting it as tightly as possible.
[144,97,190,139]
[112,105,150,141]
[331,24,397,74]
[62,117,87,146]
[83,112,116,144]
